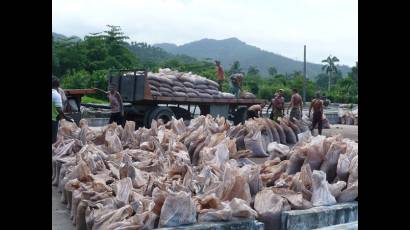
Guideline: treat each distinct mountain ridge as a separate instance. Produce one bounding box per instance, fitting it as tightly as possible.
[154,37,351,78]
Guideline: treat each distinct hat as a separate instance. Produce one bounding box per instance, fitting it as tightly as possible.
[278,89,284,92]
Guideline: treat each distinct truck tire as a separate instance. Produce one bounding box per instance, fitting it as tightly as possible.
[169,107,192,121]
[233,107,248,125]
[143,106,157,128]
[147,107,175,127]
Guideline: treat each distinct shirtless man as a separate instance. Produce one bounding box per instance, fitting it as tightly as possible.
[247,102,266,119]
[309,93,324,135]
[266,89,285,121]
[287,89,303,122]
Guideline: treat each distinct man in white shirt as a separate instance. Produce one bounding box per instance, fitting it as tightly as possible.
[52,76,67,143]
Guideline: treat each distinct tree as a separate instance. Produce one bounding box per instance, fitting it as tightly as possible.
[228,61,242,75]
[322,55,340,91]
[247,65,259,75]
[52,35,60,76]
[268,66,277,76]
[349,61,358,84]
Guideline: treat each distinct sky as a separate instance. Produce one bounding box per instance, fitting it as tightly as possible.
[52,0,357,67]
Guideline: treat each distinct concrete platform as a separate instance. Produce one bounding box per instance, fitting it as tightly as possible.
[313,221,358,230]
[281,202,358,230]
[157,219,264,230]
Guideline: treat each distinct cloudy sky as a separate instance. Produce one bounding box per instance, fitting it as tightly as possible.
[52,0,357,66]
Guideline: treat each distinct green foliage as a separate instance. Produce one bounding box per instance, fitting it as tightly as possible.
[228,61,242,75]
[247,65,259,75]
[81,96,108,104]
[268,66,277,76]
[53,27,357,104]
[61,70,109,100]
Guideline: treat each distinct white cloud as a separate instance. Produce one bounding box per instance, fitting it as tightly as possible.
[52,0,357,66]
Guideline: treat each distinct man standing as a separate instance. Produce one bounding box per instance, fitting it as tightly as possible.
[267,89,285,121]
[230,73,243,98]
[52,76,67,144]
[215,60,224,91]
[287,89,303,122]
[309,93,324,135]
[107,84,124,126]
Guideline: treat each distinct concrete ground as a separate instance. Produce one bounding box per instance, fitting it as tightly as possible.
[53,124,357,230]
[52,186,73,230]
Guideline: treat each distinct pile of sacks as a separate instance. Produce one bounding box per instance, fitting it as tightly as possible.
[147,68,235,99]
[340,108,358,125]
[227,117,309,157]
[52,115,357,230]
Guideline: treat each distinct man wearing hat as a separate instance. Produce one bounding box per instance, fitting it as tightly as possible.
[266,89,285,121]
[229,73,243,98]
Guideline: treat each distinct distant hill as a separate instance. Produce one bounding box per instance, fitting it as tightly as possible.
[154,38,351,78]
[52,32,82,42]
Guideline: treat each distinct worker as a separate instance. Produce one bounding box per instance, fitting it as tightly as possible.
[215,60,224,91]
[52,76,68,144]
[107,84,125,127]
[266,89,285,121]
[247,102,265,119]
[309,93,324,135]
[287,88,303,122]
[230,73,243,98]
[58,87,67,111]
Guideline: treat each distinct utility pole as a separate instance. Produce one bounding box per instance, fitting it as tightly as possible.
[303,45,307,103]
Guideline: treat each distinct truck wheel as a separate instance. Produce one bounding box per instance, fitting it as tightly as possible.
[148,107,175,127]
[143,106,157,128]
[169,107,192,121]
[233,107,248,125]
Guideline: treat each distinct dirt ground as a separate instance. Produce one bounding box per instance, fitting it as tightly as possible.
[52,124,357,229]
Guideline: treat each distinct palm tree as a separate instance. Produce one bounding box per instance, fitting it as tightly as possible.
[322,55,340,91]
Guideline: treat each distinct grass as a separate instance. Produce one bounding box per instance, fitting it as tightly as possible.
[81,96,108,104]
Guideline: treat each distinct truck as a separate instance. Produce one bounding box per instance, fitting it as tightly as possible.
[68,69,266,127]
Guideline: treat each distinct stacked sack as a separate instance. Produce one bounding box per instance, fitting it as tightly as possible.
[147,68,235,99]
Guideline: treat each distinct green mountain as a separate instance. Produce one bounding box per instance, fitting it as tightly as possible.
[154,38,351,78]
[52,32,82,42]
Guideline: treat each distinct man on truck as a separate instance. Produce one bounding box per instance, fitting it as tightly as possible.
[309,93,324,135]
[52,76,68,144]
[230,73,243,98]
[215,60,224,91]
[287,88,303,122]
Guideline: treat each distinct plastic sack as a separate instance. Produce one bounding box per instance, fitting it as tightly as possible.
[320,141,347,182]
[347,155,358,186]
[217,162,252,205]
[158,190,197,227]
[336,153,350,182]
[311,170,336,206]
[105,129,123,154]
[286,147,307,175]
[244,129,269,157]
[229,198,258,219]
[267,142,290,160]
[327,181,347,198]
[254,189,291,230]
[337,180,358,202]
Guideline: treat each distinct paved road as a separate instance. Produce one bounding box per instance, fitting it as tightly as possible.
[52,186,73,230]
